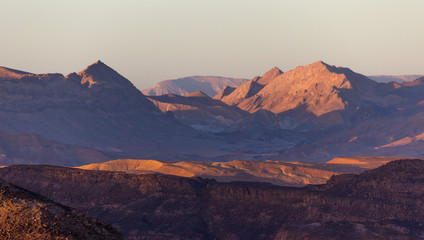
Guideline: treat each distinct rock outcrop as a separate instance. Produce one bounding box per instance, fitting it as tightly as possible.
[0,177,121,240]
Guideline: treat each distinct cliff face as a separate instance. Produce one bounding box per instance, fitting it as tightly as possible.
[1,159,424,239]
[0,177,121,240]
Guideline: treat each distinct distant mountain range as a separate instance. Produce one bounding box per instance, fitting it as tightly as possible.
[2,60,424,166]
[368,75,422,83]
[142,76,248,97]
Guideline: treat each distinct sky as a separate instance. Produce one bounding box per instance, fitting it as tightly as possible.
[1,0,424,90]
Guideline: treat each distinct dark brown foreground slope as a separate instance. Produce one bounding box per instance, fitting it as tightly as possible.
[1,160,424,239]
[0,178,121,240]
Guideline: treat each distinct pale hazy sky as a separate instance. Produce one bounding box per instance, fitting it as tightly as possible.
[1,0,423,89]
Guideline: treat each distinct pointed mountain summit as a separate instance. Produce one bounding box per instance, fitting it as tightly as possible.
[256,66,283,85]
[218,66,283,107]
[70,60,136,89]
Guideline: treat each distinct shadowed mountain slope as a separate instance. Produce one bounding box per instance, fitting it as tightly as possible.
[1,159,424,239]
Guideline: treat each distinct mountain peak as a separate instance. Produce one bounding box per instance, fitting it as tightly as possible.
[309,60,332,70]
[75,60,134,88]
[80,60,112,74]
[263,66,283,77]
[256,66,283,85]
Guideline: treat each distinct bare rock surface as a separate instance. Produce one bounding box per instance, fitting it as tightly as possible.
[0,177,121,240]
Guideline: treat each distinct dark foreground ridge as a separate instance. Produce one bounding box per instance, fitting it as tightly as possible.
[1,159,424,239]
[0,177,122,240]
